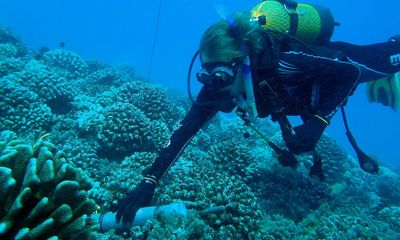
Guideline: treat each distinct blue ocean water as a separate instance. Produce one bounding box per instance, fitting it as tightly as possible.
[1,0,399,167]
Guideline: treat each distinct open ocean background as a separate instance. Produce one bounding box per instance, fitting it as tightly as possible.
[1,0,399,167]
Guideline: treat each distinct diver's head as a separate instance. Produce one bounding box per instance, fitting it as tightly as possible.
[196,59,242,94]
[196,11,263,94]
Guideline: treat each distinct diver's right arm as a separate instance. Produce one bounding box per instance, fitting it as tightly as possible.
[115,87,218,224]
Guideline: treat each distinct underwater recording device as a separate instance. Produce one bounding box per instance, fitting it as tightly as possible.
[87,203,226,233]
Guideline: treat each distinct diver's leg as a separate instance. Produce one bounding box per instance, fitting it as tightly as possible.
[309,150,324,181]
[327,38,400,76]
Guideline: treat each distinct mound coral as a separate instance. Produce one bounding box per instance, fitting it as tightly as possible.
[97,103,169,160]
[316,135,355,184]
[43,49,88,79]
[58,138,106,180]
[0,130,98,239]
[117,82,184,130]
[374,167,400,206]
[0,43,18,58]
[15,60,75,114]
[156,162,264,239]
[0,78,53,134]
[252,164,331,222]
[378,206,400,232]
[130,212,213,239]
[0,27,27,57]
[0,57,26,77]
[258,214,298,239]
[299,204,398,239]
[82,68,124,95]
[208,138,254,179]
[101,152,157,201]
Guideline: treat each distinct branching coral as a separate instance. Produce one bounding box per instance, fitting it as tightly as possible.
[0,130,98,239]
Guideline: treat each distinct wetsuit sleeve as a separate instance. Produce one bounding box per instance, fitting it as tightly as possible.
[144,87,218,181]
[327,40,400,76]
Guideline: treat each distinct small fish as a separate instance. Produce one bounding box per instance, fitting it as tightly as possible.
[59,42,66,48]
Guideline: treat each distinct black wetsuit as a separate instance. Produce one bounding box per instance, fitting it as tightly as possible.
[145,38,400,181]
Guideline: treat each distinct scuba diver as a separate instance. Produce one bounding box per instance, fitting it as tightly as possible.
[114,0,400,225]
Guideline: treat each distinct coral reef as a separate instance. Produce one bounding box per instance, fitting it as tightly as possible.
[96,103,169,160]
[374,167,400,206]
[0,130,98,239]
[316,134,356,184]
[130,214,214,240]
[14,60,75,114]
[258,214,298,239]
[0,27,27,57]
[0,43,18,58]
[253,164,331,222]
[378,206,400,232]
[0,78,53,134]
[42,49,88,79]
[101,152,157,201]
[298,204,399,239]
[117,82,184,130]
[208,138,254,179]
[155,161,264,239]
[0,57,26,77]
[83,67,124,95]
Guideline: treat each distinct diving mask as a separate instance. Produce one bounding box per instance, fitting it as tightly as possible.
[196,62,239,90]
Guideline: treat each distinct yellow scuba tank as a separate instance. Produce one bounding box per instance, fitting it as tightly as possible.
[251,0,335,44]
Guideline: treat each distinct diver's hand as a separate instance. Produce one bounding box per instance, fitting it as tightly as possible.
[115,175,157,224]
[283,114,329,154]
